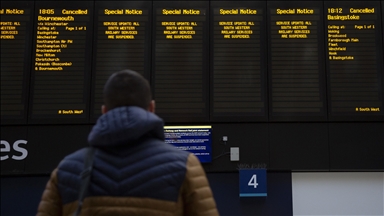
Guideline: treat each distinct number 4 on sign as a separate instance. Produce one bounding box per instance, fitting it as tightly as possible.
[248,174,258,188]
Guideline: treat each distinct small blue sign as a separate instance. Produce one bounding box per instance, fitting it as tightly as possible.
[239,169,267,197]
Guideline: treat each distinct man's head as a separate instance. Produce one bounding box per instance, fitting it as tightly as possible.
[102,69,154,113]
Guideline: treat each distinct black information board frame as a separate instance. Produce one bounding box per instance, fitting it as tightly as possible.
[90,1,152,122]
[152,1,210,123]
[27,1,94,124]
[209,1,268,122]
[0,1,34,125]
[1,1,381,125]
[267,1,328,122]
[324,1,384,122]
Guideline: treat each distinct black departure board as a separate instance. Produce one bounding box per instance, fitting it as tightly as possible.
[90,1,151,122]
[210,1,267,122]
[152,1,209,122]
[267,1,327,121]
[28,1,93,124]
[0,1,33,125]
[325,1,384,121]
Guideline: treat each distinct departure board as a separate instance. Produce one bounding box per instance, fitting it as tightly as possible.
[210,1,267,122]
[28,1,93,124]
[267,1,327,121]
[0,1,33,125]
[91,1,151,122]
[152,1,209,122]
[325,1,384,121]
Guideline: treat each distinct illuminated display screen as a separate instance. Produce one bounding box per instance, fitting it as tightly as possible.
[152,1,209,122]
[164,125,212,163]
[210,1,267,122]
[28,1,93,123]
[0,1,383,125]
[90,1,151,121]
[0,1,33,124]
[325,1,384,121]
[267,1,327,121]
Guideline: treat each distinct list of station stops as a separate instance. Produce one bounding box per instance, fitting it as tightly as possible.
[325,2,383,120]
[0,1,383,124]
[29,2,93,123]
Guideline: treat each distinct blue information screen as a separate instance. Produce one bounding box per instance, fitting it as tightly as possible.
[164,125,212,163]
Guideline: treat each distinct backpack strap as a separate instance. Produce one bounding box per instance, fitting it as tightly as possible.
[73,147,96,216]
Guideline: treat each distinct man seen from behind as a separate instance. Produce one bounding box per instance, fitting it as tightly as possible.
[37,69,219,216]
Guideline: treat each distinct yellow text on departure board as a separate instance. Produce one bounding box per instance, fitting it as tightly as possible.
[58,109,84,114]
[274,8,315,39]
[162,21,197,39]
[327,24,355,60]
[0,9,25,40]
[103,21,140,39]
[0,21,20,40]
[104,9,143,15]
[276,8,314,15]
[327,7,374,20]
[276,20,312,39]
[102,9,144,39]
[355,107,380,112]
[219,9,257,15]
[162,9,200,15]
[217,8,257,39]
[0,8,25,14]
[327,7,375,61]
[219,21,254,39]
[34,9,87,71]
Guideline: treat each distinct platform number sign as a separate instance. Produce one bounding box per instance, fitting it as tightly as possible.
[239,169,267,197]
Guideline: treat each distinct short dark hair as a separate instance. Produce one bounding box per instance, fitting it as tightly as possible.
[103,69,152,110]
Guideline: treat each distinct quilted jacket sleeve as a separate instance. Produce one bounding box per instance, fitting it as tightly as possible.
[182,154,219,216]
[36,168,63,216]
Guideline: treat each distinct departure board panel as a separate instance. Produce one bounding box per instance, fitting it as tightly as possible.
[268,1,327,121]
[91,1,151,122]
[0,1,33,125]
[28,1,93,124]
[152,1,209,122]
[325,1,384,121]
[210,1,267,122]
